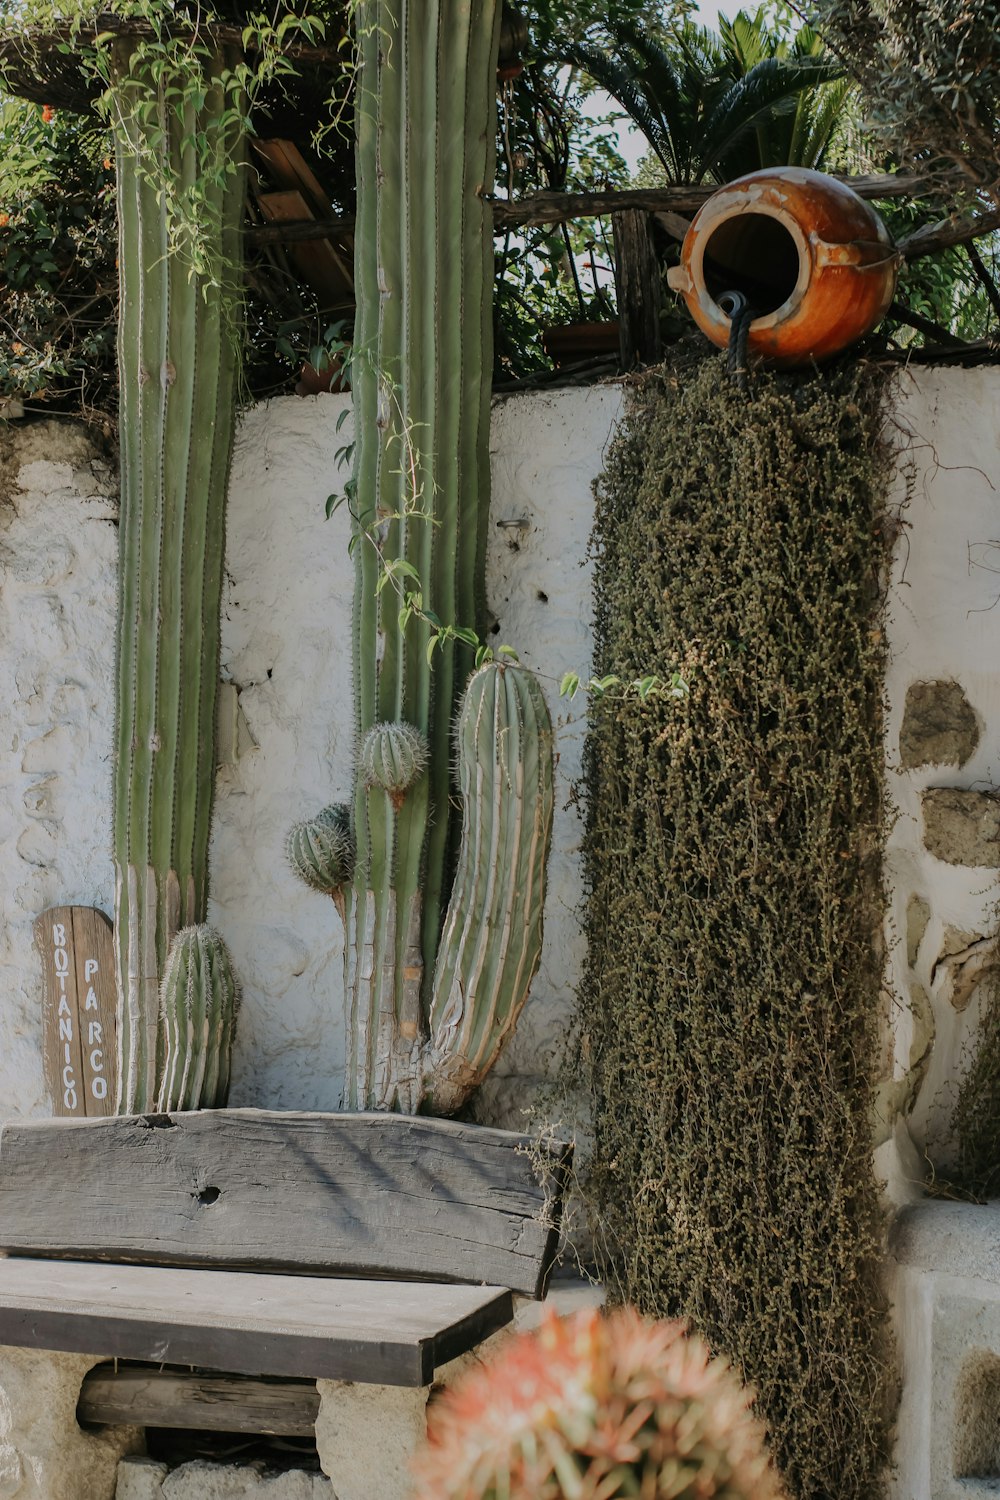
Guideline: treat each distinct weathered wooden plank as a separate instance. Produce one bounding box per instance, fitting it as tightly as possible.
[0,1110,572,1297]
[0,1258,513,1385]
[79,1365,320,1434]
[35,906,116,1117]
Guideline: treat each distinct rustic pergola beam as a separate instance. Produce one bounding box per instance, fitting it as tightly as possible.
[246,172,933,248]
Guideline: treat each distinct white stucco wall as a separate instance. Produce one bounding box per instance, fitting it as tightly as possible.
[0,386,621,1127]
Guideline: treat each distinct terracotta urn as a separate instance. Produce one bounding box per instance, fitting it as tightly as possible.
[666,167,899,367]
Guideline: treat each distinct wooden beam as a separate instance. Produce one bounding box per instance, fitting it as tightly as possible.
[612,210,661,369]
[0,1110,572,1298]
[246,174,930,248]
[79,1365,320,1435]
[0,1257,513,1385]
[899,208,1000,262]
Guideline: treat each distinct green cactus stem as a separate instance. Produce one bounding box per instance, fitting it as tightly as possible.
[345,0,496,1111]
[111,36,245,1113]
[157,925,240,1112]
[423,663,554,1113]
[344,0,553,1114]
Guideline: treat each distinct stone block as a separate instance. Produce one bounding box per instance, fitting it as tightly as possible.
[116,1458,331,1500]
[890,1202,1000,1500]
[921,788,1000,867]
[116,1458,170,1500]
[315,1380,428,1500]
[900,680,980,770]
[0,1345,141,1500]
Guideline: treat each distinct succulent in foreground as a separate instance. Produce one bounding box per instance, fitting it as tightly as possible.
[412,1306,787,1500]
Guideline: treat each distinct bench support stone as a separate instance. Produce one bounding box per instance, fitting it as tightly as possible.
[0,1345,141,1500]
[315,1340,504,1500]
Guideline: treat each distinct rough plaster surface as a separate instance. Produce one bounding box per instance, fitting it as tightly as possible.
[0,387,618,1124]
[116,1459,329,1500]
[0,423,119,1120]
[881,368,1000,1182]
[0,1345,140,1500]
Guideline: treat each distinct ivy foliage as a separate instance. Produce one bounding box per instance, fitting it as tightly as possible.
[581,349,894,1500]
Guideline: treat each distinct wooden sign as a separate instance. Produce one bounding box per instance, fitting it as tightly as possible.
[35,907,116,1117]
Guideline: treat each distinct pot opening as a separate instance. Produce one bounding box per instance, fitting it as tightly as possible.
[702,213,802,318]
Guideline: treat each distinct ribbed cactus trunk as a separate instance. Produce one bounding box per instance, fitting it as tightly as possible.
[111,38,245,1113]
[344,0,553,1113]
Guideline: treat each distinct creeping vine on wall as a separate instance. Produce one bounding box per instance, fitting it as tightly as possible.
[581,349,894,1500]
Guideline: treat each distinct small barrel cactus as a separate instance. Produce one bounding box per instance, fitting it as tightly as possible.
[287,803,356,908]
[412,1307,787,1500]
[157,925,240,1113]
[359,722,429,810]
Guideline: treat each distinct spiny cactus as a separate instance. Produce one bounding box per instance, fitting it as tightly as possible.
[157,925,240,1113]
[422,663,554,1113]
[336,0,552,1115]
[111,35,245,1112]
[412,1307,788,1500]
[287,804,356,912]
[359,722,429,810]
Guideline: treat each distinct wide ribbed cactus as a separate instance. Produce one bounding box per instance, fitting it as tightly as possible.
[157,925,240,1112]
[331,0,554,1113]
[111,35,245,1112]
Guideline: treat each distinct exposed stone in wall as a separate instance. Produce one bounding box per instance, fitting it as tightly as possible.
[921,788,1000,867]
[899,680,980,769]
[906,894,931,968]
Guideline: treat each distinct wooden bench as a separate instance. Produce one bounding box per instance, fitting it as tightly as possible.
[0,1109,572,1500]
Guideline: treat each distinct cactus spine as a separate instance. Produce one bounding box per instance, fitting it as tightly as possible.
[111,36,245,1112]
[343,0,553,1112]
[157,925,240,1112]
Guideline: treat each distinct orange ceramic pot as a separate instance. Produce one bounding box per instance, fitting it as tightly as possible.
[666,167,899,367]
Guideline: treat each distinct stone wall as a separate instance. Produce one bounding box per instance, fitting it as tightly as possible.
[881,367,1000,1191]
[4,369,1000,1500]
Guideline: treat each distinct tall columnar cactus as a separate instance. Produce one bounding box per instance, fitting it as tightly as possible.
[334,0,554,1112]
[157,925,240,1112]
[111,36,245,1112]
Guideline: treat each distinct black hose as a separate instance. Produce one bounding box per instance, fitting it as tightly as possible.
[718,290,753,393]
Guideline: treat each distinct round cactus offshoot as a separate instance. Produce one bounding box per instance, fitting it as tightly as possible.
[286,804,355,910]
[359,722,429,810]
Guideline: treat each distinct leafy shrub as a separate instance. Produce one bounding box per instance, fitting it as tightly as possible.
[0,99,117,419]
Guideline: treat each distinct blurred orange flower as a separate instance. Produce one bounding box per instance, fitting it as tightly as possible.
[0,213,8,228]
[42,105,54,123]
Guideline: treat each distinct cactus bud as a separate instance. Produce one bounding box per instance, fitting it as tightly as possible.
[286,803,356,895]
[359,722,429,810]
